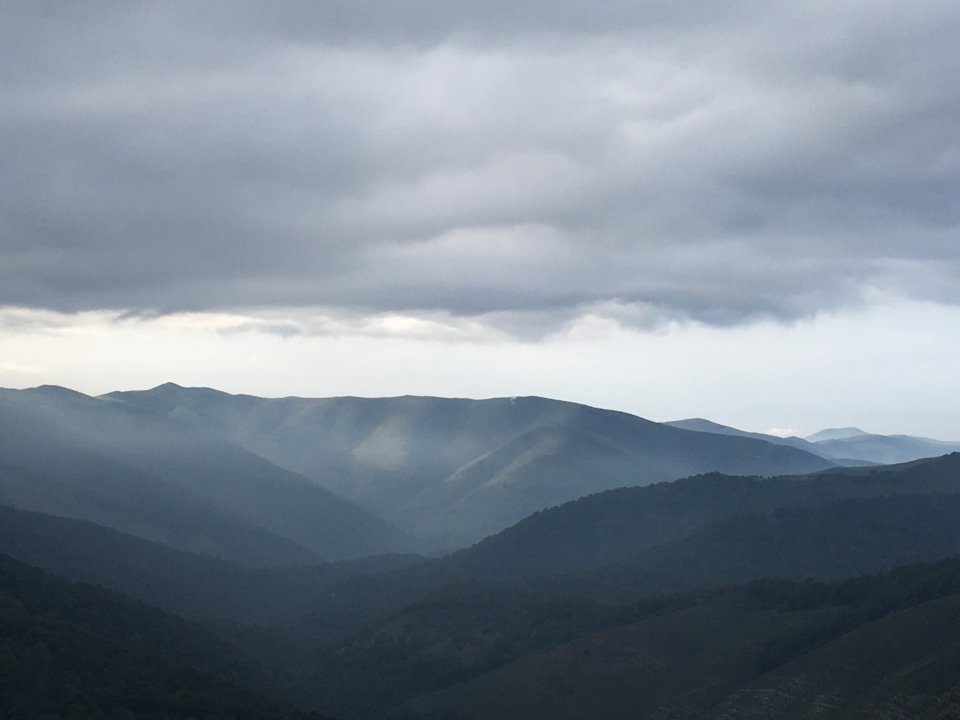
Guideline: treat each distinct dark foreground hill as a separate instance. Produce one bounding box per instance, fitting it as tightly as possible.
[407,556,960,720]
[0,386,413,563]
[107,384,834,546]
[559,492,960,602]
[0,553,322,719]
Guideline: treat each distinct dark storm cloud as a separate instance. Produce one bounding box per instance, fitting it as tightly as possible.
[1,1,959,330]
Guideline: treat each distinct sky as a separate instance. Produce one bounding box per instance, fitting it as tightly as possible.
[2,1,959,437]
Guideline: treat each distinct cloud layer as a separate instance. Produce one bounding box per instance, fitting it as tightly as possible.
[3,1,959,332]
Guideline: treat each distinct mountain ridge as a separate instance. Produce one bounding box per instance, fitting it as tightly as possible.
[668,416,960,465]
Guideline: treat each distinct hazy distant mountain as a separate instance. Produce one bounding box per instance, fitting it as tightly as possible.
[810,430,960,464]
[666,417,814,450]
[666,418,876,466]
[0,386,413,563]
[669,418,960,466]
[805,426,869,442]
[107,384,835,547]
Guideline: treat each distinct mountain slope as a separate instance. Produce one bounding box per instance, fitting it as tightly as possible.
[407,556,960,720]
[405,409,838,544]
[107,385,835,547]
[448,453,960,578]
[566,493,960,602]
[0,386,413,563]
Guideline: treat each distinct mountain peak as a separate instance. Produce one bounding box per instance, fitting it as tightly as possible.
[143,382,230,398]
[666,418,729,432]
[28,384,91,399]
[806,427,869,442]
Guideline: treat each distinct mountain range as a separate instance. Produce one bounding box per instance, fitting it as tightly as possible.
[669,417,960,465]
[3,382,960,718]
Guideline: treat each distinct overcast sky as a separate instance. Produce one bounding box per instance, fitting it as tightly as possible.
[2,1,959,437]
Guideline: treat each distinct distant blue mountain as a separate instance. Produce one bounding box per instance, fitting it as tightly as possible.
[806,427,869,442]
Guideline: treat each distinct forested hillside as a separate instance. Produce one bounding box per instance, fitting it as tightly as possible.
[0,553,322,719]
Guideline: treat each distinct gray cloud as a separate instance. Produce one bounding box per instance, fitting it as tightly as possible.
[2,1,959,332]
